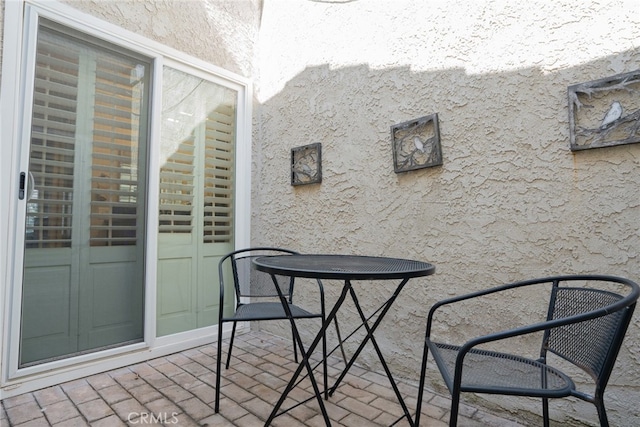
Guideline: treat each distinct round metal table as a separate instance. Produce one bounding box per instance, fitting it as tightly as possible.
[253,254,435,426]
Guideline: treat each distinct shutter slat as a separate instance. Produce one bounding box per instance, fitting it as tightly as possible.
[31,118,77,135]
[28,143,75,157]
[159,194,194,203]
[33,92,77,113]
[30,132,76,146]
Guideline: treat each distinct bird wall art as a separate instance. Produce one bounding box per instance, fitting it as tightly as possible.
[568,70,640,151]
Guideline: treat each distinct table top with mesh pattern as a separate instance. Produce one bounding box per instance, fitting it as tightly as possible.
[253,254,435,280]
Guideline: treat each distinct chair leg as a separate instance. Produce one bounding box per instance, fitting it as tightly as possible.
[415,342,430,427]
[542,397,550,427]
[292,331,299,363]
[225,321,238,369]
[322,319,328,400]
[215,320,224,413]
[449,391,460,427]
[595,397,610,427]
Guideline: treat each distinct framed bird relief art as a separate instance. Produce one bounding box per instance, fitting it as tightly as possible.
[568,70,640,151]
[391,114,443,173]
[291,143,322,185]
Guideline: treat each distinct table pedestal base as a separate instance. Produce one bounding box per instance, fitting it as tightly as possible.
[266,278,416,427]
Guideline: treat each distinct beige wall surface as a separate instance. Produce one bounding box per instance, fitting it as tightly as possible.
[253,0,640,425]
[59,0,261,78]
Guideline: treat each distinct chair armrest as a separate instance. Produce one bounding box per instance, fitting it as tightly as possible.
[427,274,638,356]
[443,312,598,391]
[425,276,559,338]
[428,274,639,389]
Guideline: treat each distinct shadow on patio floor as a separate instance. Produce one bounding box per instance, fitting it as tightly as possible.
[1,331,527,426]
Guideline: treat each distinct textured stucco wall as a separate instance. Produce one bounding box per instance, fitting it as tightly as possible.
[59,0,261,78]
[253,0,640,425]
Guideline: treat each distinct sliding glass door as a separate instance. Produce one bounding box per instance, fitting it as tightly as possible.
[156,66,236,336]
[8,5,248,375]
[19,23,150,366]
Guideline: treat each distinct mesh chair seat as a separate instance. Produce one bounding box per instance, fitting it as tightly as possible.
[230,302,318,321]
[429,342,574,397]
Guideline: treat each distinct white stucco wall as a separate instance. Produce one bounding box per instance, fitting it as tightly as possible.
[58,0,261,78]
[253,1,640,425]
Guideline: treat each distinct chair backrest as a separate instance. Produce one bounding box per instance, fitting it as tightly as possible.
[543,276,639,391]
[220,247,298,302]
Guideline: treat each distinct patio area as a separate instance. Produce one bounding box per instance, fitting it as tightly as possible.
[0,331,527,427]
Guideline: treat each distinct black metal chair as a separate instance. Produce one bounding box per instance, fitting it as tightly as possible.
[214,247,327,413]
[415,275,639,427]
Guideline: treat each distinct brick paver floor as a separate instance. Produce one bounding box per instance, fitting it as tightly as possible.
[0,331,527,426]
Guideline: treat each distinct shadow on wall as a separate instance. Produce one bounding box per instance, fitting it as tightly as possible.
[251,51,640,426]
[253,53,640,279]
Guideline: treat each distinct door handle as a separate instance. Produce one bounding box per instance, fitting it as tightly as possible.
[19,172,37,201]
[19,172,26,200]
